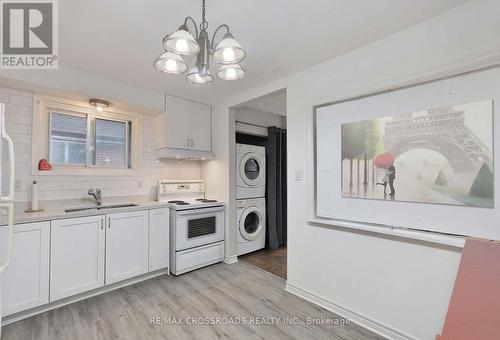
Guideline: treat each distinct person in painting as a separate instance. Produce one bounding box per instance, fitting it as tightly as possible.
[387,164,396,196]
[376,169,390,195]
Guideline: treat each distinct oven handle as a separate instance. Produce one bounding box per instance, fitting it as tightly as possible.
[176,206,225,216]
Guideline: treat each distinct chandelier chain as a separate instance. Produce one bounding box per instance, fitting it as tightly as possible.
[200,0,208,30]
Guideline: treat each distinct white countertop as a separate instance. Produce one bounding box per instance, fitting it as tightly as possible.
[1,196,171,226]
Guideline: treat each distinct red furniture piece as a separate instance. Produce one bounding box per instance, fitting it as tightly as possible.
[437,238,500,340]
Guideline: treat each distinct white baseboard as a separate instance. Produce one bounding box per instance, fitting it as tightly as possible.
[224,255,238,264]
[285,282,417,340]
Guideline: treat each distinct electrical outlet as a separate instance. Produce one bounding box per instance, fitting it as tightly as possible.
[15,179,24,191]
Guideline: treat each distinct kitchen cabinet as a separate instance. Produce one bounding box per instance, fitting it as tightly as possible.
[189,101,211,152]
[159,95,190,150]
[106,210,149,284]
[1,221,50,316]
[148,208,169,272]
[50,215,105,301]
[154,95,213,159]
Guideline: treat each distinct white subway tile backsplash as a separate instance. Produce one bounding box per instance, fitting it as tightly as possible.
[9,94,33,106]
[0,92,10,103]
[0,86,30,97]
[6,113,32,125]
[3,86,201,202]
[43,190,77,201]
[5,103,32,115]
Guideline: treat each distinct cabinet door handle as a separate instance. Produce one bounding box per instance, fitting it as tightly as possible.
[108,217,111,229]
[190,139,194,147]
[101,219,104,230]
[187,138,190,147]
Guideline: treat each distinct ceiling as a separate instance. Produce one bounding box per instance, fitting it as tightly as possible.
[59,0,469,104]
[235,89,287,116]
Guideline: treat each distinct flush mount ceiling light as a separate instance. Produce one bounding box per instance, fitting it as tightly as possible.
[154,0,246,85]
[89,98,110,112]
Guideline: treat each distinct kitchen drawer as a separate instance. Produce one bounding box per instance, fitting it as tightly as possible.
[173,241,224,275]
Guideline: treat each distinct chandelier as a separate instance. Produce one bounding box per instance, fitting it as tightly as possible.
[154,0,246,85]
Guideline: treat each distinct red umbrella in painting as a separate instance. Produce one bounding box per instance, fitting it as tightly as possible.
[374,152,395,168]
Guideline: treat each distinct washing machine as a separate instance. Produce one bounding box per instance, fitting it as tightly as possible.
[236,143,266,199]
[237,197,266,255]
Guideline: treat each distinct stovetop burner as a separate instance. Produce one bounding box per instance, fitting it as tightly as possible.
[168,200,186,204]
[202,199,218,203]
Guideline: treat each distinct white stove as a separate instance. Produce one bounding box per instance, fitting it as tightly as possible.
[158,180,225,275]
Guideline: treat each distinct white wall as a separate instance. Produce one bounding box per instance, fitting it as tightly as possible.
[1,86,200,203]
[207,0,500,339]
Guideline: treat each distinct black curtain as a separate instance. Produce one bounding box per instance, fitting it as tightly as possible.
[266,127,287,249]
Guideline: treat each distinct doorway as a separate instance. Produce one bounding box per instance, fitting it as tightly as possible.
[233,89,288,280]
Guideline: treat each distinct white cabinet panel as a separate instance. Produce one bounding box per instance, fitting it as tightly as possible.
[148,208,169,272]
[161,95,190,150]
[155,95,213,158]
[50,216,105,301]
[106,210,149,284]
[2,221,50,316]
[189,101,212,152]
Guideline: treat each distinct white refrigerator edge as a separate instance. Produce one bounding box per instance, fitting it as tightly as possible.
[0,102,15,336]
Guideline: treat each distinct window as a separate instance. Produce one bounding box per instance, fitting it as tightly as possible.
[50,113,87,165]
[49,112,132,168]
[93,119,130,168]
[33,95,142,175]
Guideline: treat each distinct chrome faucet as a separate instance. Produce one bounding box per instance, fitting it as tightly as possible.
[88,189,103,206]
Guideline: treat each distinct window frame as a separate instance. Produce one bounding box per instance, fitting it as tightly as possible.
[33,94,143,176]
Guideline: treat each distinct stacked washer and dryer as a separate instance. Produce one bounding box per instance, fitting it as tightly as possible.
[236,143,267,256]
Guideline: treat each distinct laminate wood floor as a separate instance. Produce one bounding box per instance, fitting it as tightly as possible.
[1,262,385,340]
[239,246,287,279]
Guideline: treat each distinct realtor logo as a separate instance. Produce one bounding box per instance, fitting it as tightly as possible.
[1,0,58,69]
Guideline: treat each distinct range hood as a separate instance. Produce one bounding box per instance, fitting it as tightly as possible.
[156,148,214,161]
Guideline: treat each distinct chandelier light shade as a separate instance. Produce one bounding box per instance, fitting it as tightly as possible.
[154,0,246,85]
[186,66,214,85]
[213,34,246,64]
[153,51,188,74]
[163,28,200,56]
[217,64,245,80]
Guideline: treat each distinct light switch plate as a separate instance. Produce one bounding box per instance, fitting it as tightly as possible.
[295,170,303,181]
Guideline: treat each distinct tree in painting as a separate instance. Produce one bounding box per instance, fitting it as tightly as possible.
[341,120,381,193]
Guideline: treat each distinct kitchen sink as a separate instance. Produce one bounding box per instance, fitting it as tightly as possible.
[97,203,138,210]
[64,207,97,213]
[64,203,138,213]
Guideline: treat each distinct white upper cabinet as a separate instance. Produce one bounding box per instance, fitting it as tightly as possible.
[1,222,50,316]
[189,101,212,152]
[158,95,191,150]
[154,95,213,159]
[50,216,105,301]
[106,210,149,284]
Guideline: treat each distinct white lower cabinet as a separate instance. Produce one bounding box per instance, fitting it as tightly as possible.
[2,208,169,318]
[106,210,149,284]
[148,208,170,272]
[1,221,50,316]
[50,215,105,301]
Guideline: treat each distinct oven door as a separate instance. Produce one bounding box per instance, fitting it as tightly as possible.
[175,206,225,251]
